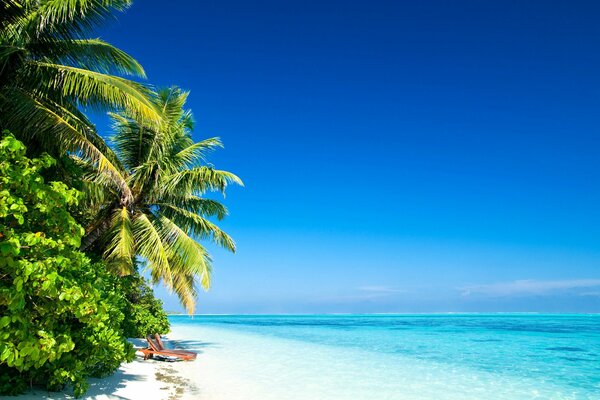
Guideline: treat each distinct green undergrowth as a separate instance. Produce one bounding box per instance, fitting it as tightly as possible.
[0,133,165,396]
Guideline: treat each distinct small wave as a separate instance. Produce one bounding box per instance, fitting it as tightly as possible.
[546,346,585,352]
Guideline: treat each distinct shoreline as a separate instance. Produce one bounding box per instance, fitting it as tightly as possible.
[13,314,600,399]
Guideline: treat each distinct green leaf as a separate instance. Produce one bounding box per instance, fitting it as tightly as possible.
[14,277,23,292]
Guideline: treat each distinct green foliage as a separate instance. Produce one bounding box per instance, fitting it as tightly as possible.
[0,132,134,397]
[120,271,170,338]
[1,0,240,316]
[0,0,241,397]
[0,0,160,183]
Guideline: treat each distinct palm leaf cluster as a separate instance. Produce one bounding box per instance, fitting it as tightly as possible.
[81,87,242,312]
[0,1,241,313]
[0,0,160,184]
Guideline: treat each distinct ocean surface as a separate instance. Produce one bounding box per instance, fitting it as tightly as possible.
[168,314,600,400]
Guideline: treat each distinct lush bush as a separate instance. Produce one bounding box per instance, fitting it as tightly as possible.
[0,132,134,397]
[120,271,170,338]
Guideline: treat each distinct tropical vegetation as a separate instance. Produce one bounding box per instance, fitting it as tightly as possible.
[0,0,239,396]
[0,133,134,396]
[80,87,241,312]
[0,0,160,172]
[120,269,170,339]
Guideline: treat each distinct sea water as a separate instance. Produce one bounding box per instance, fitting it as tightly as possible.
[168,314,600,400]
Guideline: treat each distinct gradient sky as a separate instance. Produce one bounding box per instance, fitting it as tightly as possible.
[95,0,600,313]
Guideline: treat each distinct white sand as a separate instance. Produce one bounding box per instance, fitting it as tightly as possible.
[14,338,200,400]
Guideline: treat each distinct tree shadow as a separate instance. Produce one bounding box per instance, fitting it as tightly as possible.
[84,370,147,399]
[166,339,219,353]
[17,370,147,399]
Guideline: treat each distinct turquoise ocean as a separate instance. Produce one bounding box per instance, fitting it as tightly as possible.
[169,314,600,399]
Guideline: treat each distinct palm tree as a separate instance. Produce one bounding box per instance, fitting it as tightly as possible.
[81,87,242,312]
[0,0,160,186]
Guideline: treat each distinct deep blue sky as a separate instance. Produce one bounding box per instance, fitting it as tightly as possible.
[97,0,600,313]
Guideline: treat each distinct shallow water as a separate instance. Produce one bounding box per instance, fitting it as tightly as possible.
[168,314,600,400]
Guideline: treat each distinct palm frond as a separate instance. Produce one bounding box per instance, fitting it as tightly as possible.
[161,166,243,196]
[103,206,135,275]
[171,273,198,314]
[173,137,223,168]
[158,204,236,252]
[132,213,172,288]
[22,61,160,123]
[0,0,25,31]
[17,0,132,39]
[1,88,132,200]
[156,86,189,124]
[28,38,145,77]
[156,215,213,311]
[109,111,152,169]
[156,195,229,220]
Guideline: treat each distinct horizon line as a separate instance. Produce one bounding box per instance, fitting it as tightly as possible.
[166,312,600,316]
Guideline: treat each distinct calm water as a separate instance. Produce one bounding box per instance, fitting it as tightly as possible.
[169,314,600,400]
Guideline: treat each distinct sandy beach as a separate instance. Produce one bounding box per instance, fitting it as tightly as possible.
[14,338,198,400]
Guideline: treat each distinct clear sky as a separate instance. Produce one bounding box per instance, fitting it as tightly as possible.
[96,0,600,313]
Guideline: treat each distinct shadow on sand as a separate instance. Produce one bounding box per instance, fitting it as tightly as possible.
[17,368,148,400]
[167,339,219,354]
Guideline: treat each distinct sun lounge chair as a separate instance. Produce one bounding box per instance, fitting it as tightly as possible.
[137,347,196,361]
[148,334,197,357]
[137,334,197,361]
[153,334,168,351]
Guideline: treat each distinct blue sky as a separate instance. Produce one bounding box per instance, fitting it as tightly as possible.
[97,0,600,313]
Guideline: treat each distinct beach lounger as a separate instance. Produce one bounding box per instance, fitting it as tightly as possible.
[138,334,197,361]
[137,347,196,361]
[149,334,197,357]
